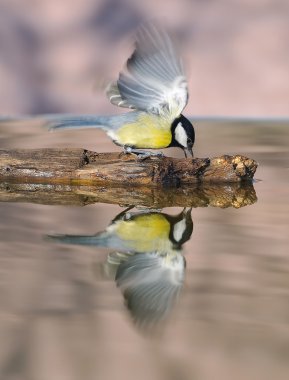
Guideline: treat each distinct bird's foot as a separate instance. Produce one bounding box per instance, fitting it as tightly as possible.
[121,147,164,160]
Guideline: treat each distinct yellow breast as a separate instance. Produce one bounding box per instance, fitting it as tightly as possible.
[115,114,172,149]
[114,214,171,252]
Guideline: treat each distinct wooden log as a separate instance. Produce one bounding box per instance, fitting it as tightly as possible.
[0,149,257,187]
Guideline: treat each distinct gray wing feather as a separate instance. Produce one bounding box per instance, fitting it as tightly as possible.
[106,82,136,109]
[116,252,185,327]
[109,22,188,118]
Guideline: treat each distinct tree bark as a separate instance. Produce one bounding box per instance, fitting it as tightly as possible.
[0,148,258,187]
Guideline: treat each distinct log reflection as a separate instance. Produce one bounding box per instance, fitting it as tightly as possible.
[0,181,257,208]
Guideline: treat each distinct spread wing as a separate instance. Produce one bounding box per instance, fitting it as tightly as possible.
[115,252,185,328]
[106,22,188,120]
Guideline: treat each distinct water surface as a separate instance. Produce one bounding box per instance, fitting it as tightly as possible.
[0,118,289,380]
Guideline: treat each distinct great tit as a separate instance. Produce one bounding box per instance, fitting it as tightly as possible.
[47,206,193,253]
[45,22,195,158]
[47,207,193,328]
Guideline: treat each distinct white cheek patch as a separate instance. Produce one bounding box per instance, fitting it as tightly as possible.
[173,219,187,242]
[175,122,187,148]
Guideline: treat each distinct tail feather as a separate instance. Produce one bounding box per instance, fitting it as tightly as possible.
[0,112,139,131]
[43,115,111,131]
[46,232,128,251]
[0,114,111,130]
[46,233,109,246]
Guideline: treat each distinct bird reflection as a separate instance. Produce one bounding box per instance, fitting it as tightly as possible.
[47,207,193,330]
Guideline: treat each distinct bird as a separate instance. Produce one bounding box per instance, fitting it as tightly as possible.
[44,22,195,158]
[47,206,193,329]
[46,206,193,254]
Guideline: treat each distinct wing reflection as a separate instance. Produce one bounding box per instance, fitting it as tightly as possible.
[47,207,193,330]
[115,249,185,329]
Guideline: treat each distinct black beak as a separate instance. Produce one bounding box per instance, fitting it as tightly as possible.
[186,143,194,158]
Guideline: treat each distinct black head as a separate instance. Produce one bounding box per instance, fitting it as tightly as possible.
[167,207,194,248]
[170,115,195,157]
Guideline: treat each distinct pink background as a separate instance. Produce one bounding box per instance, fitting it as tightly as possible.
[0,0,288,117]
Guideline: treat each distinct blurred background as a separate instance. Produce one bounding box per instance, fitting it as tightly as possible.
[1,2,289,379]
[0,0,288,117]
